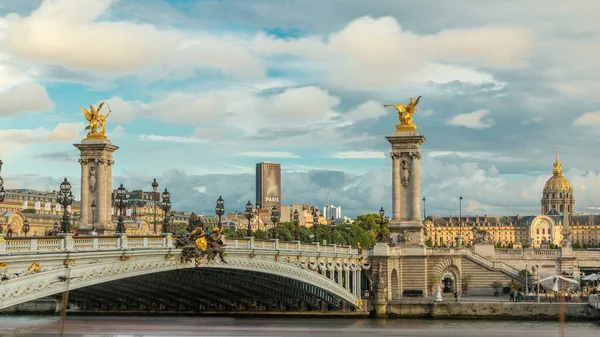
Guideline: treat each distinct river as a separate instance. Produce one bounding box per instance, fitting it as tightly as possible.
[0,316,598,337]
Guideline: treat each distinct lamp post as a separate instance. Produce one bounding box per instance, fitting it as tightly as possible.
[312,209,319,243]
[0,159,5,203]
[292,209,300,241]
[215,196,224,229]
[23,218,30,236]
[151,178,159,233]
[270,206,280,240]
[422,196,427,220]
[245,201,254,237]
[329,216,336,245]
[457,195,463,246]
[53,221,59,235]
[116,184,127,234]
[345,219,351,244]
[91,200,96,229]
[57,178,73,234]
[160,188,171,234]
[170,211,175,228]
[377,207,385,242]
[256,202,261,231]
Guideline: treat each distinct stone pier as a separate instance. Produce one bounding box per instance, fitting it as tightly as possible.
[74,137,118,233]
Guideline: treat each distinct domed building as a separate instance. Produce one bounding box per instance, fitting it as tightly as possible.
[541,151,575,215]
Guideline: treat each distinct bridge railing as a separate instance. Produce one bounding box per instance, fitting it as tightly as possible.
[0,235,359,255]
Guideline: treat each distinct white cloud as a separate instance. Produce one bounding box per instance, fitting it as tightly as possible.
[108,125,125,138]
[240,151,300,158]
[331,151,386,159]
[0,122,83,154]
[573,112,600,126]
[346,100,387,122]
[0,82,53,116]
[254,16,533,90]
[2,0,263,81]
[138,134,207,143]
[447,109,494,129]
[427,151,524,164]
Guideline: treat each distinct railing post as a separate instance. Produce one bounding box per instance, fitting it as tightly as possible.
[61,234,74,251]
[294,240,301,252]
[30,238,38,252]
[162,233,172,248]
[333,244,337,253]
[92,237,99,250]
[274,238,279,250]
[247,237,255,249]
[315,242,320,252]
[0,235,5,252]
[119,235,128,249]
[143,237,149,248]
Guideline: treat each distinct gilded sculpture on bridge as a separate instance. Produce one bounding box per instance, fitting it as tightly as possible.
[176,225,227,264]
[384,96,422,131]
[81,102,112,139]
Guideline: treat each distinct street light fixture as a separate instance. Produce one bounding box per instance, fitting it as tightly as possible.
[245,201,254,237]
[170,211,175,228]
[91,200,96,229]
[422,196,427,220]
[457,195,463,246]
[329,216,336,245]
[151,178,159,233]
[292,209,300,241]
[215,196,225,229]
[0,159,4,202]
[57,178,73,234]
[116,184,127,234]
[256,202,261,231]
[377,207,385,242]
[312,209,319,243]
[160,188,171,234]
[23,218,30,236]
[53,221,59,234]
[270,206,280,240]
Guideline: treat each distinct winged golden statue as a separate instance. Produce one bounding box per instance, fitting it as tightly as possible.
[384,96,422,131]
[81,102,111,139]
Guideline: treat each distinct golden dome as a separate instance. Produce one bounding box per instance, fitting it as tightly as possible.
[543,151,572,191]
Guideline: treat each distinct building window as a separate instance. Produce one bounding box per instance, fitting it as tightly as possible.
[542,229,545,235]
[560,205,564,212]
[536,229,539,235]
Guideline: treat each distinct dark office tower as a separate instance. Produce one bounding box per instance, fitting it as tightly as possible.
[256,162,281,210]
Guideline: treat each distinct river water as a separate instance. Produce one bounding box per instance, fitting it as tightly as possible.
[0,316,598,337]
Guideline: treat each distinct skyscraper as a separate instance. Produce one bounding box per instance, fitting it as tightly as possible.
[256,162,281,210]
[323,204,342,219]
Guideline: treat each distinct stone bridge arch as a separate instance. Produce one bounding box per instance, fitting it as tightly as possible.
[431,258,461,292]
[0,251,363,312]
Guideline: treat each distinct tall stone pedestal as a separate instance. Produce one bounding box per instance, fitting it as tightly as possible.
[386,131,426,246]
[74,138,118,233]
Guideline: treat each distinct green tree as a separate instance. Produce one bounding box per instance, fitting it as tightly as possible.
[22,209,36,214]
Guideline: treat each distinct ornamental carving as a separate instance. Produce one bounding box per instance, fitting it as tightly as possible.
[400,158,410,188]
[409,151,421,160]
[88,164,97,193]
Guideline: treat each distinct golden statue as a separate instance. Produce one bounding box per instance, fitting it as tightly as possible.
[80,102,111,139]
[384,96,422,131]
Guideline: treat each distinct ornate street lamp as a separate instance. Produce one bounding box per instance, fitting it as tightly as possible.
[151,178,159,233]
[53,221,59,234]
[116,184,127,234]
[215,196,225,228]
[57,178,73,233]
[91,200,96,228]
[312,209,319,242]
[256,202,261,231]
[23,218,30,236]
[245,201,254,237]
[377,207,385,242]
[422,196,427,220]
[0,159,4,203]
[270,206,280,240]
[292,209,300,241]
[329,216,336,245]
[457,195,463,246]
[160,188,171,234]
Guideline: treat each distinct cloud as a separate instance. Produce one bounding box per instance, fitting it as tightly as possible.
[108,125,126,138]
[345,100,388,122]
[240,151,300,158]
[254,16,533,90]
[573,112,600,126]
[0,122,83,154]
[331,151,386,159]
[138,134,208,143]
[447,109,494,129]
[0,82,53,116]
[427,151,524,164]
[2,0,263,81]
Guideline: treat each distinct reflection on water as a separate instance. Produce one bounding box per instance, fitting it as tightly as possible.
[0,316,598,337]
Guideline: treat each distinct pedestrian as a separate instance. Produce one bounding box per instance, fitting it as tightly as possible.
[453,290,458,302]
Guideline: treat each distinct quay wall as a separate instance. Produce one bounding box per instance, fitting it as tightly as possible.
[387,301,600,320]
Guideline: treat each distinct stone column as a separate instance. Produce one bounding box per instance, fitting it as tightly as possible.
[410,152,421,221]
[96,159,106,226]
[78,159,89,227]
[391,153,401,221]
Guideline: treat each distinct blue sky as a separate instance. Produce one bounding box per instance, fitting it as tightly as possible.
[1,0,600,217]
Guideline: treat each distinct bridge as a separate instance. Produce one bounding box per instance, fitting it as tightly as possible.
[0,235,368,313]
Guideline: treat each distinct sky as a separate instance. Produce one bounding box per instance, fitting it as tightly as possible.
[1,0,599,218]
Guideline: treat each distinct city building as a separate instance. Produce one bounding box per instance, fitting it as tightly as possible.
[323,203,342,219]
[255,162,281,211]
[424,152,600,248]
[280,204,327,227]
